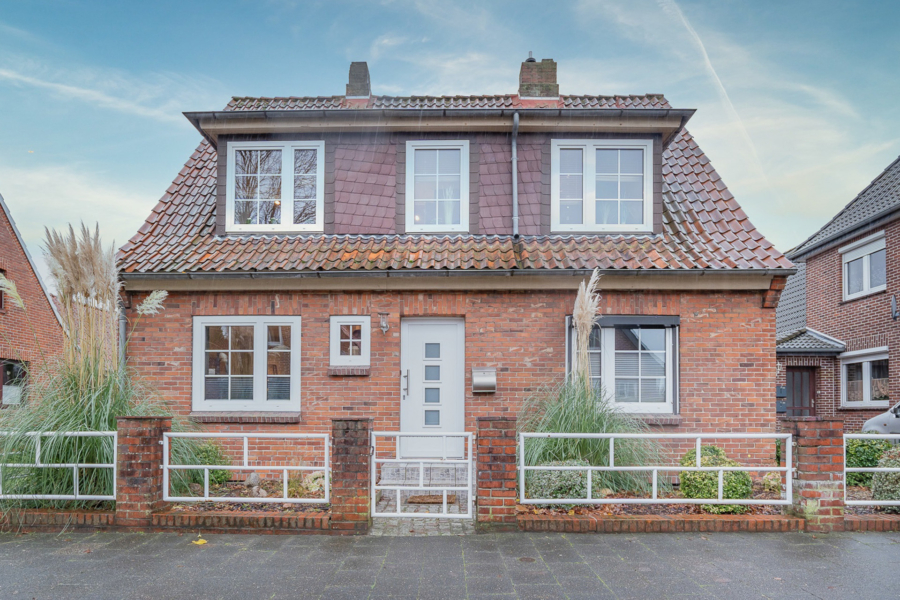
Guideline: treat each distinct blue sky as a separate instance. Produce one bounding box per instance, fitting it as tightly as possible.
[1,0,898,277]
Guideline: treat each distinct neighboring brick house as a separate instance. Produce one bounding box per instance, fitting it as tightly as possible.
[0,193,64,405]
[118,58,792,454]
[776,156,900,431]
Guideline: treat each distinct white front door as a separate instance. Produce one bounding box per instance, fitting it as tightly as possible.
[400,318,465,458]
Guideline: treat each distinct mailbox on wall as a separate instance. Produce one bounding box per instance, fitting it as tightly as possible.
[472,367,497,394]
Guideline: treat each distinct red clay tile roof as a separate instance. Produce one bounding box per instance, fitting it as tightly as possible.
[224,94,672,111]
[118,127,791,275]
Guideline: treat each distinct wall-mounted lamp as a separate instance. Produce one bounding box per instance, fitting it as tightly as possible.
[378,313,390,334]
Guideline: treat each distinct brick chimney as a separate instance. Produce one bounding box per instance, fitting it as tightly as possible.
[518,55,558,98]
[346,62,371,97]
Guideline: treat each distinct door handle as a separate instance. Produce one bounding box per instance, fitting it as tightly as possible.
[402,369,410,397]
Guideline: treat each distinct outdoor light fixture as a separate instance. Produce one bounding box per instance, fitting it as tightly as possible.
[378,313,390,334]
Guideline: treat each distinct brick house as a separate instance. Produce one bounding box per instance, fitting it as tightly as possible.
[118,58,792,451]
[776,156,899,431]
[0,193,64,405]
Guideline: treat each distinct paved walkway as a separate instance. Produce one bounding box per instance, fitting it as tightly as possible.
[369,517,476,536]
[0,530,898,599]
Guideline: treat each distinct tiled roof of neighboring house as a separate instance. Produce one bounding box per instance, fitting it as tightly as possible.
[776,327,845,355]
[119,125,792,275]
[224,94,672,111]
[792,155,900,257]
[776,261,806,338]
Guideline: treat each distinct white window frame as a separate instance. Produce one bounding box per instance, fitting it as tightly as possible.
[329,315,371,367]
[551,139,654,233]
[840,231,886,301]
[225,140,325,233]
[404,140,470,233]
[567,320,676,414]
[840,347,889,408]
[191,316,302,412]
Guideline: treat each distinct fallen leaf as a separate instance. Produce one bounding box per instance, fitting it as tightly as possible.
[192,539,207,546]
[567,510,575,516]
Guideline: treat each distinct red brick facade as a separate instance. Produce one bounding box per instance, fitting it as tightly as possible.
[778,217,900,430]
[125,286,778,454]
[0,201,64,379]
[476,417,518,527]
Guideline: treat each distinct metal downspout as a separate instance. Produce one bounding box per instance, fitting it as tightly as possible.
[512,111,520,239]
[118,301,127,370]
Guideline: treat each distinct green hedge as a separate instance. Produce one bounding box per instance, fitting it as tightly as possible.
[679,446,752,514]
[872,447,900,514]
[846,439,892,487]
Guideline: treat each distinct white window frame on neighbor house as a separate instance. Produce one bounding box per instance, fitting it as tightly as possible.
[329,315,371,367]
[566,317,678,414]
[192,316,302,412]
[840,347,889,408]
[840,231,886,301]
[405,140,470,233]
[551,139,654,233]
[225,140,325,233]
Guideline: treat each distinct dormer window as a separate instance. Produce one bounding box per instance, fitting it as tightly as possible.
[405,140,470,233]
[551,139,653,233]
[225,141,324,232]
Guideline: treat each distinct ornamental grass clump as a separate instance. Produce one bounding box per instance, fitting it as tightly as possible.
[0,224,222,511]
[518,268,668,504]
[678,445,752,514]
[872,447,900,513]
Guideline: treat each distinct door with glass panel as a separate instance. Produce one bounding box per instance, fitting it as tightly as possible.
[399,319,465,457]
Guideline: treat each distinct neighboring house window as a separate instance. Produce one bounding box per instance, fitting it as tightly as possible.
[329,316,371,367]
[841,348,889,407]
[0,269,5,311]
[1,360,26,405]
[225,141,324,233]
[192,316,301,412]
[405,140,469,233]
[566,317,678,413]
[551,139,653,233]
[840,231,886,301]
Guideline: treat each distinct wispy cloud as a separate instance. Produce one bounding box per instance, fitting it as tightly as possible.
[0,54,225,124]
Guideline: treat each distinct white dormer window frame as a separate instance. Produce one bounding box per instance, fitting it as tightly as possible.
[551,139,654,233]
[225,140,325,233]
[405,140,470,233]
[840,231,886,301]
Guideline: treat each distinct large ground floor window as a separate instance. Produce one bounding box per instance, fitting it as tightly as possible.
[191,316,301,412]
[567,316,679,414]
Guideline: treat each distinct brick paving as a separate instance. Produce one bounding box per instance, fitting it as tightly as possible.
[369,517,475,536]
[1,530,898,599]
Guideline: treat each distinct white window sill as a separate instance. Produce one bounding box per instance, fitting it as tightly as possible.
[842,287,887,303]
[188,411,302,424]
[839,403,890,411]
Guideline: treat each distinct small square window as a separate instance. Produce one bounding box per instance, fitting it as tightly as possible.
[329,316,371,367]
[424,366,441,381]
[424,388,441,403]
[425,343,440,358]
[424,410,440,426]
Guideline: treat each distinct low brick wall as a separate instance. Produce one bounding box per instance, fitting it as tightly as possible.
[0,509,116,533]
[844,515,900,532]
[518,514,805,534]
[150,511,329,534]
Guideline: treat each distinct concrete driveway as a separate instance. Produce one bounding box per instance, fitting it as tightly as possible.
[0,530,897,599]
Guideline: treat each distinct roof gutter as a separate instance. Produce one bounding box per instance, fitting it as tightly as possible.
[184,108,696,149]
[121,267,794,281]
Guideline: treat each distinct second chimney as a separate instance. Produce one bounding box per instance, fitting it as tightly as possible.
[518,57,558,98]
[346,62,371,97]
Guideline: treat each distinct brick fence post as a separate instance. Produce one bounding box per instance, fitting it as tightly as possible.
[330,418,372,534]
[476,417,518,530]
[115,416,171,528]
[781,416,845,532]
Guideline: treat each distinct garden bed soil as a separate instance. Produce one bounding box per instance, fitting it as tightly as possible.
[518,482,784,517]
[170,479,328,514]
[844,486,900,516]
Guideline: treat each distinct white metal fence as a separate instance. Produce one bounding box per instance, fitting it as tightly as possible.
[371,431,473,519]
[0,431,117,501]
[162,432,330,504]
[844,433,900,507]
[519,432,792,506]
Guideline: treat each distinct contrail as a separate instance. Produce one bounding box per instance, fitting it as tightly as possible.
[657,0,771,188]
